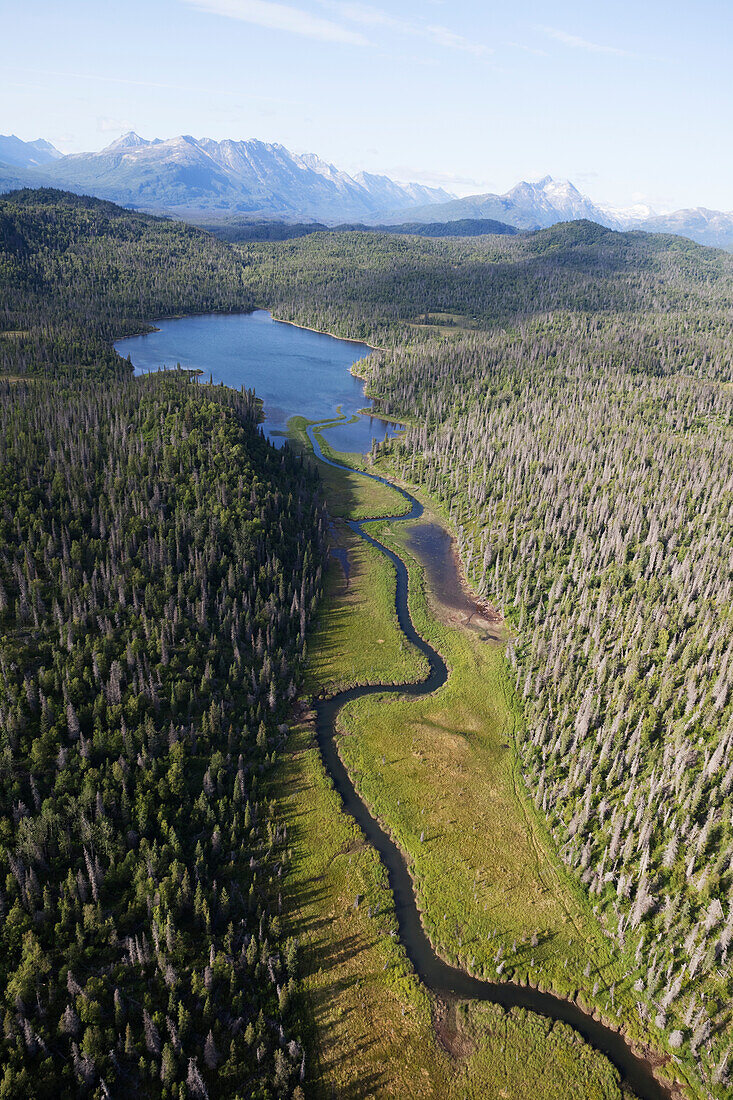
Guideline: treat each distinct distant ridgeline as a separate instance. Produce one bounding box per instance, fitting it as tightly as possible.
[0,189,254,378]
[0,191,327,1097]
[241,223,733,1094]
[237,217,733,349]
[192,215,519,244]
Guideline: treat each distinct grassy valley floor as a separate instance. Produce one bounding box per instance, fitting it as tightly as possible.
[279,420,672,1099]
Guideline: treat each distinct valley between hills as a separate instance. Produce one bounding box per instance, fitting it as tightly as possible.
[281,417,667,1099]
[1,188,733,1099]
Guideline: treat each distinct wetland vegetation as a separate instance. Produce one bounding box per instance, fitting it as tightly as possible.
[280,428,645,1098]
[3,186,733,1097]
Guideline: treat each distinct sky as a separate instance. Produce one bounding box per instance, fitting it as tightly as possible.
[2,0,732,212]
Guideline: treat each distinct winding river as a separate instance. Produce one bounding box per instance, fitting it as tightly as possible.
[119,312,672,1098]
[306,424,672,1100]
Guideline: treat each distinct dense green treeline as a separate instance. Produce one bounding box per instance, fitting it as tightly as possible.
[0,188,328,1098]
[372,314,733,1096]
[7,185,733,1096]
[0,190,254,379]
[244,224,733,1095]
[241,222,733,381]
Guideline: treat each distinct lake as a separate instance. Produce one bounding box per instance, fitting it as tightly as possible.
[115,310,401,452]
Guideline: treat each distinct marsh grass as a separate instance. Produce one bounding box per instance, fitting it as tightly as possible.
[281,427,666,1098]
[288,414,409,518]
[278,721,446,1097]
[305,520,429,696]
[449,1001,637,1100]
[336,519,617,989]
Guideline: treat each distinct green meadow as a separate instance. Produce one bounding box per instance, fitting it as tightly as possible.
[278,422,662,1098]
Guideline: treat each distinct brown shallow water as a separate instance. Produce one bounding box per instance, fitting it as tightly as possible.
[307,424,674,1100]
[400,519,503,641]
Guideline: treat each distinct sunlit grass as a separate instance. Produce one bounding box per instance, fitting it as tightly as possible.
[304,521,428,697]
[281,427,650,1097]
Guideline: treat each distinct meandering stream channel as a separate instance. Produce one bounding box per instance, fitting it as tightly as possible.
[119,311,673,1100]
[306,424,673,1100]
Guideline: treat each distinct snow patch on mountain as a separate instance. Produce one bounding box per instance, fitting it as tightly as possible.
[36,133,453,222]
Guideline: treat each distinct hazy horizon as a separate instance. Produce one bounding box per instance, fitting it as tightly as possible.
[3,0,732,212]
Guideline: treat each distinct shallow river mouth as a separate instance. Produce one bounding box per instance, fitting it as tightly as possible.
[306,424,673,1100]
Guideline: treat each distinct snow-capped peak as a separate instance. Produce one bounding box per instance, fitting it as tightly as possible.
[101,131,151,154]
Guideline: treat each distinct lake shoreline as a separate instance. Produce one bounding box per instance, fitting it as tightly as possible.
[114,309,399,451]
[269,312,386,352]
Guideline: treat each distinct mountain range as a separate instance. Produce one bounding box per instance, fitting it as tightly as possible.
[0,134,62,169]
[0,132,450,222]
[3,132,733,250]
[393,176,733,250]
[388,176,608,230]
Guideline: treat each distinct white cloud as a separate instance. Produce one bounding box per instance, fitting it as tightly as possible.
[326,1,406,29]
[425,24,489,56]
[509,41,549,58]
[539,26,637,58]
[322,1,491,56]
[182,0,369,44]
[97,116,133,133]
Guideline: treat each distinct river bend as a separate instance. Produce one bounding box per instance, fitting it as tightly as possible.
[306,424,672,1100]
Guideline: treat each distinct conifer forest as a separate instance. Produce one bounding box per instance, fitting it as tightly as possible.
[3,187,733,1098]
[0,192,324,1098]
[241,223,733,1094]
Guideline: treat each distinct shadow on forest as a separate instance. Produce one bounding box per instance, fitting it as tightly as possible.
[278,226,671,339]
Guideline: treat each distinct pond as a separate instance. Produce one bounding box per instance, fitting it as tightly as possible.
[115,309,401,452]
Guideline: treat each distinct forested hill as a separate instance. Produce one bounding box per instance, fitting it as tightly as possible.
[0,189,253,379]
[0,192,329,1097]
[0,373,325,1097]
[191,216,518,244]
[240,221,733,368]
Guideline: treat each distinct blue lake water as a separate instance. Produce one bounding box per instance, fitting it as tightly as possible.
[115,310,401,453]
